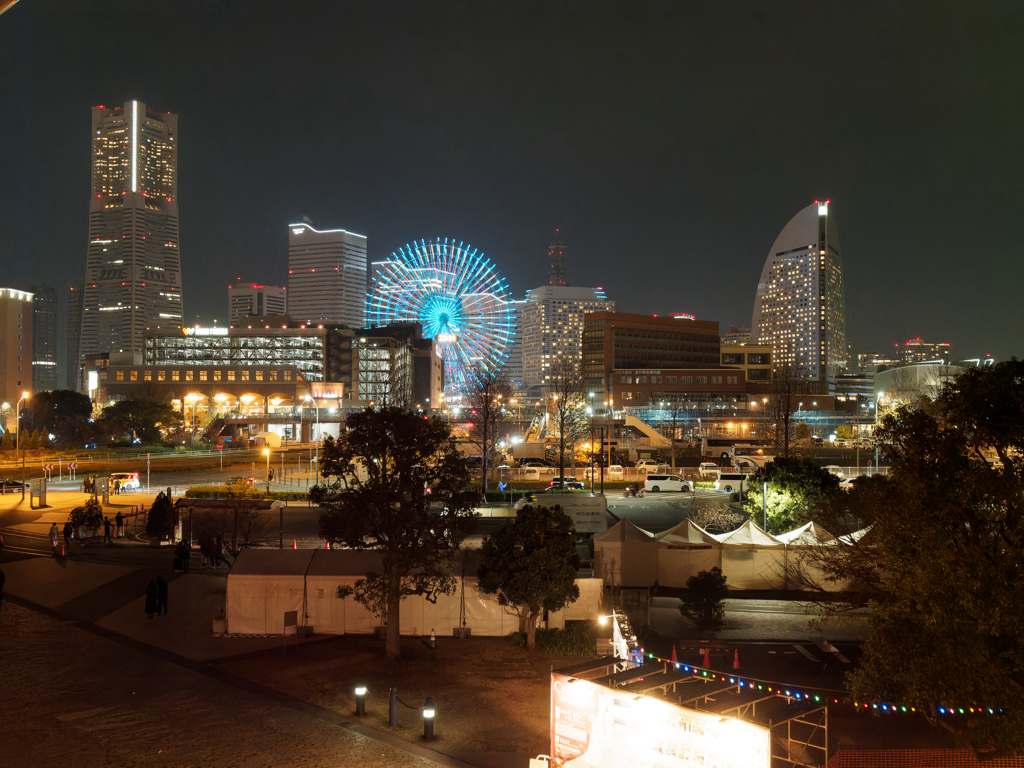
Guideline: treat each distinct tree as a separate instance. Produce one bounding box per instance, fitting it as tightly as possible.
[0,431,12,451]
[102,399,182,444]
[311,407,479,659]
[477,504,581,649]
[146,492,176,539]
[742,458,841,534]
[464,369,512,492]
[689,497,745,534]
[660,397,690,471]
[763,363,811,459]
[546,356,587,481]
[679,567,728,629]
[25,390,92,441]
[799,360,1024,754]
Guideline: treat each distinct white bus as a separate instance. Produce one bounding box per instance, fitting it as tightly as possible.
[701,438,772,461]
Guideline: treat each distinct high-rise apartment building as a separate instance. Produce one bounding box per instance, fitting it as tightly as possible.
[0,287,34,409]
[287,218,367,327]
[66,282,83,390]
[228,283,287,325]
[15,284,58,391]
[751,200,847,385]
[548,236,568,286]
[77,101,184,387]
[895,337,951,365]
[520,285,613,387]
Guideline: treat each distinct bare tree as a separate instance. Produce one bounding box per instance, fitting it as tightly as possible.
[764,363,811,459]
[689,496,745,534]
[465,369,513,493]
[546,357,588,482]
[661,397,688,470]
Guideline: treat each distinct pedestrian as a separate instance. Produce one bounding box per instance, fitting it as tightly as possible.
[115,511,124,537]
[49,522,59,551]
[0,568,5,606]
[144,579,158,619]
[63,521,73,552]
[103,517,113,544]
[113,479,120,496]
[213,535,225,569]
[180,541,191,574]
[156,575,169,616]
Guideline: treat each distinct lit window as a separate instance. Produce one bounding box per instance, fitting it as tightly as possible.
[116,370,124,381]
[200,370,207,381]
[145,370,153,381]
[130,370,138,381]
[227,371,235,381]
[241,370,250,381]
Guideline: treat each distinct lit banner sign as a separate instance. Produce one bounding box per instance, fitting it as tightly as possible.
[551,673,769,768]
[436,333,458,343]
[184,327,228,336]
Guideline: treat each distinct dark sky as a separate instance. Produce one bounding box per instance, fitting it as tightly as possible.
[2,0,1022,377]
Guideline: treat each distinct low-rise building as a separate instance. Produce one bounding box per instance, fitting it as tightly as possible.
[720,344,771,384]
[0,287,34,414]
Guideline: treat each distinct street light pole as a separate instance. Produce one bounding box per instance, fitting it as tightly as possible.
[17,392,28,500]
[304,394,319,481]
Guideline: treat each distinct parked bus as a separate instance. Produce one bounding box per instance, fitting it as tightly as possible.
[701,438,772,461]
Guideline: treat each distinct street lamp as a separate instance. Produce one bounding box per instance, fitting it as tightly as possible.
[304,394,319,480]
[17,391,28,499]
[586,405,595,492]
[264,448,271,493]
[184,393,199,451]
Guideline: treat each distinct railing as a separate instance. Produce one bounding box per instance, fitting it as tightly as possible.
[0,447,261,471]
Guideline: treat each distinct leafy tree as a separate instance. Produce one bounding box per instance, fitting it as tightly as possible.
[69,498,104,529]
[742,457,840,533]
[477,504,581,650]
[26,390,92,440]
[146,492,176,538]
[801,360,1024,754]
[679,567,728,629]
[102,399,182,444]
[27,429,40,449]
[1,430,13,451]
[311,407,479,659]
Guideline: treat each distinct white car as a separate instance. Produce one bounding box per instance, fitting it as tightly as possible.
[643,474,692,493]
[635,460,663,472]
[699,462,720,478]
[110,472,141,490]
[823,465,845,479]
[714,472,751,492]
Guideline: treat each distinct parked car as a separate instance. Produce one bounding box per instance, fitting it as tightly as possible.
[548,478,585,491]
[643,474,692,493]
[714,472,751,493]
[823,465,845,479]
[110,472,141,490]
[0,479,29,490]
[635,459,664,472]
[607,465,624,477]
[225,476,257,486]
[699,462,720,478]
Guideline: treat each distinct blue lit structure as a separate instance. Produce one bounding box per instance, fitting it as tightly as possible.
[366,238,515,397]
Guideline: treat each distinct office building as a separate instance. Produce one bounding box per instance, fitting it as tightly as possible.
[0,287,34,408]
[857,352,899,373]
[582,312,720,399]
[548,236,568,286]
[15,284,58,392]
[77,101,184,384]
[520,285,614,387]
[66,282,84,391]
[287,218,367,327]
[721,325,752,345]
[895,337,951,365]
[720,344,772,384]
[751,200,847,385]
[228,283,287,325]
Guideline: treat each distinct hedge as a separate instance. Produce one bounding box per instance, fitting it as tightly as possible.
[184,485,309,502]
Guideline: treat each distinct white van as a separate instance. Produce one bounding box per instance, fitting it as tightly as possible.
[643,474,692,493]
[699,462,720,478]
[714,472,751,492]
[110,472,141,490]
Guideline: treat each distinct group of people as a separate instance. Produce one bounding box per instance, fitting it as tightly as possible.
[144,576,169,619]
[196,532,226,570]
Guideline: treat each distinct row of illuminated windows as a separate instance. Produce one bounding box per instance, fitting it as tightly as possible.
[115,368,295,383]
[621,374,739,386]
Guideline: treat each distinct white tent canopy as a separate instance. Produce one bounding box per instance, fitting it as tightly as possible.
[594,520,658,587]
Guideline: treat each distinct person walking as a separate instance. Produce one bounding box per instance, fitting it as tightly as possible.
[180,542,191,574]
[103,517,113,544]
[156,575,169,616]
[144,579,158,619]
[49,522,59,552]
[115,511,124,538]
[62,521,73,552]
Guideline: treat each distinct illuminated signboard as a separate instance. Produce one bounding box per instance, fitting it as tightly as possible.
[551,673,769,768]
[183,327,228,336]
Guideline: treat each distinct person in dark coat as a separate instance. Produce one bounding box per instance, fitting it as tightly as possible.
[144,579,158,619]
[156,576,169,616]
[62,521,73,552]
[213,535,224,569]
[103,517,113,544]
[115,511,124,537]
[180,542,191,574]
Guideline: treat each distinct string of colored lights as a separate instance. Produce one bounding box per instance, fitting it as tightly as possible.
[635,650,1003,716]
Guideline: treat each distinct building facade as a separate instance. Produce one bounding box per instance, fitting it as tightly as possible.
[228,283,287,325]
[520,285,613,387]
[751,200,847,385]
[77,101,184,383]
[287,219,367,327]
[582,312,720,400]
[720,344,772,384]
[0,287,34,408]
[66,282,84,391]
[895,337,951,365]
[16,284,58,391]
[548,236,568,286]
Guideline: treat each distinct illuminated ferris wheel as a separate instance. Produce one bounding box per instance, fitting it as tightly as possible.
[365,238,515,397]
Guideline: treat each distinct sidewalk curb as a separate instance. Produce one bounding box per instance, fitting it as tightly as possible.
[4,593,482,768]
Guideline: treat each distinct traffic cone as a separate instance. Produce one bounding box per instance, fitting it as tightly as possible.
[60,542,65,557]
[671,645,677,663]
[702,647,711,669]
[733,648,740,670]
[292,539,297,549]
[325,540,331,550]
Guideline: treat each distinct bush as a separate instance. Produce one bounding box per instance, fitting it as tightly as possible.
[693,481,715,489]
[679,566,728,629]
[69,498,104,529]
[507,621,596,656]
[146,493,175,538]
[184,485,309,502]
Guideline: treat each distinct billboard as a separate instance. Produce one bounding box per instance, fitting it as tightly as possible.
[551,673,770,768]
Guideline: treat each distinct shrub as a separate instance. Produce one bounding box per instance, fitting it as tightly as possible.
[184,485,309,502]
[146,492,175,538]
[506,621,596,656]
[679,566,729,629]
[69,498,104,529]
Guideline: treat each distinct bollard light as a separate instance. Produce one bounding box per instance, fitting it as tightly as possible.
[354,686,367,717]
[423,696,435,739]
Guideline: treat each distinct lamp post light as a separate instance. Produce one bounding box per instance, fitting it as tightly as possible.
[304,394,319,480]
[185,393,199,451]
[17,391,28,500]
[422,697,436,740]
[354,686,367,717]
[264,448,271,493]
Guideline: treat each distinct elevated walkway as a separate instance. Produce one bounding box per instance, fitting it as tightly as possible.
[623,414,671,447]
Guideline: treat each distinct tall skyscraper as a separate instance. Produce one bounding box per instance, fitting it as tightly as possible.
[228,283,287,325]
[287,218,367,327]
[548,235,568,286]
[66,282,83,391]
[0,287,34,408]
[520,285,613,387]
[77,101,183,386]
[751,200,847,385]
[16,284,58,391]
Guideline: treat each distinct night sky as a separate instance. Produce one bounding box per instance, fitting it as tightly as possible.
[2,1,1022,382]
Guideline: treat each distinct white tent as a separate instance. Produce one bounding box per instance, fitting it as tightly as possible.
[593,520,658,587]
[715,520,787,590]
[227,549,602,636]
[654,520,722,588]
